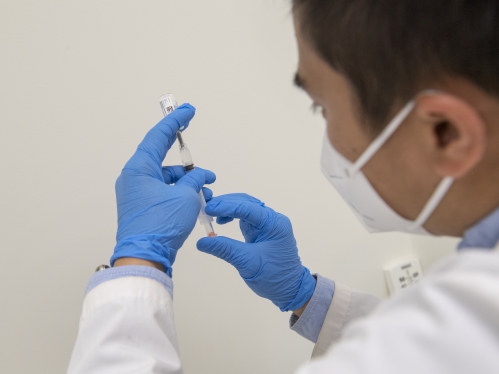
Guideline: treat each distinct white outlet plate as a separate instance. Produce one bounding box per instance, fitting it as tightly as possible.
[384,259,423,296]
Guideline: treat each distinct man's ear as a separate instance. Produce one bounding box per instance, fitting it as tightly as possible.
[415,93,486,178]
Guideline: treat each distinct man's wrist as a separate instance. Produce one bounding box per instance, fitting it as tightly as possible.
[293,298,311,317]
[291,272,317,316]
[283,270,316,313]
[114,257,165,272]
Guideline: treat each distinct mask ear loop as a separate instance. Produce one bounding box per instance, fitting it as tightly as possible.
[349,100,416,176]
[347,89,453,231]
[349,90,443,176]
[409,177,454,230]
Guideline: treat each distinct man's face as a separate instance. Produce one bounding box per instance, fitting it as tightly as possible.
[293,33,372,163]
[293,14,446,233]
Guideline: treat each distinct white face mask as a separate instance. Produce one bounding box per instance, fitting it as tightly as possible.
[320,97,454,234]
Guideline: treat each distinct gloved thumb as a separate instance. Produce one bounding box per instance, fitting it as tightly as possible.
[197,236,246,267]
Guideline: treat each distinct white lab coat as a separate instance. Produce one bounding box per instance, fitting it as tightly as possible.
[68,247,499,373]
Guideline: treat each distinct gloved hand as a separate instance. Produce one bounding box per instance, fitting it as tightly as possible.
[196,193,316,312]
[111,104,216,277]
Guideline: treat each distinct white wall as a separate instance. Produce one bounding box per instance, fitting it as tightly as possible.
[0,1,458,373]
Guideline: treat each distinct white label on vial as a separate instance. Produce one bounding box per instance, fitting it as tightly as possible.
[160,100,174,117]
[160,96,179,116]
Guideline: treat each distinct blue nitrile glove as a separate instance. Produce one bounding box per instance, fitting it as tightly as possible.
[196,193,316,312]
[111,103,216,277]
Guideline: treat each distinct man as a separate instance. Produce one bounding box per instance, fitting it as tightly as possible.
[68,1,499,373]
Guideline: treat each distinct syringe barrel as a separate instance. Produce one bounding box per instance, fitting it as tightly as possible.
[198,190,215,236]
[179,146,194,171]
[158,93,215,237]
[198,191,213,223]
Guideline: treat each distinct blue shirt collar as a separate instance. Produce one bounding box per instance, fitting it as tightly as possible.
[458,206,499,250]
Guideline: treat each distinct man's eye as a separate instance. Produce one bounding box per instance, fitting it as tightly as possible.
[310,103,322,114]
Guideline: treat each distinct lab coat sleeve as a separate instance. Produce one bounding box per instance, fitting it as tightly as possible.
[295,250,499,374]
[290,274,381,354]
[67,266,182,374]
[290,274,336,342]
[311,282,381,358]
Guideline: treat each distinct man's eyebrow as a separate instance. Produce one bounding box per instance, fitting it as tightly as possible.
[294,72,306,89]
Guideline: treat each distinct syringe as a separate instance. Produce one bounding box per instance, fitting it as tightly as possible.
[159,93,216,237]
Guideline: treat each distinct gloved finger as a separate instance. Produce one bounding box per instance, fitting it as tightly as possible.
[209,193,263,205]
[205,193,263,218]
[205,195,267,227]
[216,216,234,225]
[175,167,216,192]
[162,166,186,184]
[128,104,195,172]
[202,187,213,202]
[197,236,246,266]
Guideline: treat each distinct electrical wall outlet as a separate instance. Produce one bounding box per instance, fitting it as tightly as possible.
[384,259,423,296]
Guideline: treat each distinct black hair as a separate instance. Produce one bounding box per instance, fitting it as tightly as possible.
[293,0,499,132]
